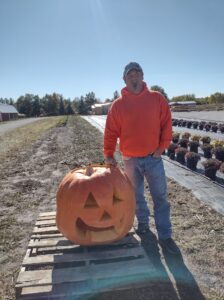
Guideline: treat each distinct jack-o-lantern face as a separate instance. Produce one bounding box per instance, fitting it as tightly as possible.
[56,165,135,245]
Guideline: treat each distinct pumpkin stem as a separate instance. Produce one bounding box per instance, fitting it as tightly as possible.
[85,165,94,176]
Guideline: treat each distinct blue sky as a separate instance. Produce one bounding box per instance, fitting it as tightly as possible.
[0,0,224,101]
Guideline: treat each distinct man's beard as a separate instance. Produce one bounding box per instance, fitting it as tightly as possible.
[131,82,138,90]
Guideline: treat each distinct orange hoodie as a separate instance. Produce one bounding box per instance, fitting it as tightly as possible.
[104,82,172,158]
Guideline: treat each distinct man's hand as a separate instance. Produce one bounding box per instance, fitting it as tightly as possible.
[105,157,117,167]
[152,148,163,158]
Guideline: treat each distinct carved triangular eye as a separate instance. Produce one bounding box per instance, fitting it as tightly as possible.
[84,193,99,208]
[100,211,111,221]
[113,196,123,205]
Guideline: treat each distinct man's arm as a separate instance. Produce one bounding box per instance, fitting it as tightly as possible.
[104,103,121,164]
[157,97,172,154]
[152,147,164,158]
[104,156,117,166]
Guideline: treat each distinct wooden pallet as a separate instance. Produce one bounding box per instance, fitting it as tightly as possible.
[16,212,156,299]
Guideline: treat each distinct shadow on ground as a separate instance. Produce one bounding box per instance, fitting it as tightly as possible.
[89,231,206,300]
[140,230,206,300]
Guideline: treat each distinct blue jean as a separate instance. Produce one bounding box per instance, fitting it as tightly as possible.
[123,155,172,240]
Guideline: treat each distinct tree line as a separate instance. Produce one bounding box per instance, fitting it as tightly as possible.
[171,92,224,104]
[1,88,224,117]
[150,86,224,104]
[0,92,101,117]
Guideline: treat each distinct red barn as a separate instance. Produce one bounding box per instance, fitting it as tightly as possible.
[0,104,18,122]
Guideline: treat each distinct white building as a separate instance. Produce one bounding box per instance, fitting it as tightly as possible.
[91,102,112,115]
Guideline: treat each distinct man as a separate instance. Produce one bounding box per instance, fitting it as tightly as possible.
[104,62,179,254]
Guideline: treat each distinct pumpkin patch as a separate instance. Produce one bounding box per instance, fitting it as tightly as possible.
[56,165,135,245]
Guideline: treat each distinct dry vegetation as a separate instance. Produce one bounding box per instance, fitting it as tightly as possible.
[0,115,223,300]
[171,103,224,112]
[0,116,67,160]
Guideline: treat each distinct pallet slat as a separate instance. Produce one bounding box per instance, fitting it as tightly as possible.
[39,212,56,217]
[31,233,63,239]
[36,216,56,222]
[28,237,71,248]
[19,277,153,300]
[17,259,152,288]
[33,226,59,234]
[22,247,144,266]
[29,234,138,249]
[36,220,56,226]
[16,211,155,299]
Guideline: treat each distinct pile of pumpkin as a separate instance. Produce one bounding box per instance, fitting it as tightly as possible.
[166,131,224,180]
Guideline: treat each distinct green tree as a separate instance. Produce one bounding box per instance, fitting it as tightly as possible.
[195,97,209,105]
[39,97,48,116]
[77,96,88,115]
[171,94,196,102]
[64,99,74,115]
[113,90,120,100]
[72,97,80,114]
[16,94,33,117]
[43,93,60,116]
[59,98,65,115]
[0,97,14,104]
[65,102,74,115]
[32,95,41,116]
[9,98,14,105]
[209,92,224,104]
[84,92,97,112]
[151,85,169,100]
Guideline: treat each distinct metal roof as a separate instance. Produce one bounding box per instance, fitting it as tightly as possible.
[169,101,196,106]
[0,104,18,113]
[92,102,112,108]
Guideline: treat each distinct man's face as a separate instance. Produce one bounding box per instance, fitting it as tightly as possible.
[124,69,144,94]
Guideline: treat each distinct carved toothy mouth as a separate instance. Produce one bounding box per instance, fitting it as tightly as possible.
[76,217,124,242]
[76,217,114,232]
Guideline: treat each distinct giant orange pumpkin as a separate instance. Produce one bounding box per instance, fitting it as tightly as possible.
[56,165,135,245]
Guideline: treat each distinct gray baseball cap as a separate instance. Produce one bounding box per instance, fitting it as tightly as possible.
[123,62,143,77]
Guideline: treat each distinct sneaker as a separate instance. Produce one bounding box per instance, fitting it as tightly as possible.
[159,238,180,255]
[136,222,149,234]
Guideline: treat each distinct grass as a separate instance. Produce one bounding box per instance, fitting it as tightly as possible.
[0,116,67,160]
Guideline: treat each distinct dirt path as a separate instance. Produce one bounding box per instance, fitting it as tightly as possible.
[0,117,47,135]
[0,116,104,299]
[0,116,223,300]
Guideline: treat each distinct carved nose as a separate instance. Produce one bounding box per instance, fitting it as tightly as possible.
[100,211,111,221]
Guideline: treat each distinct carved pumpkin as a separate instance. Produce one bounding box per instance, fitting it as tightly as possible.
[56,165,135,245]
